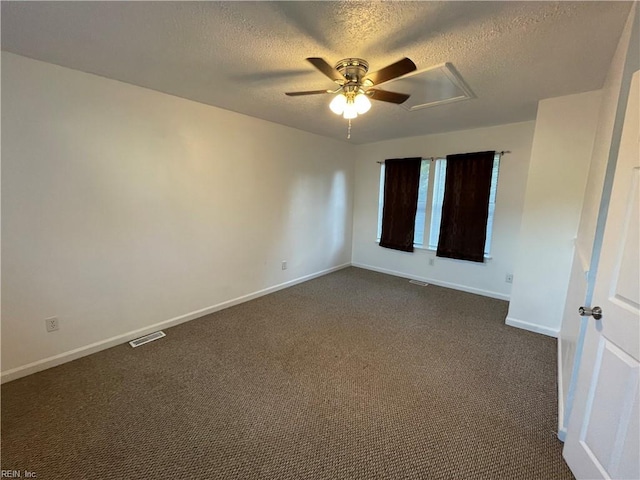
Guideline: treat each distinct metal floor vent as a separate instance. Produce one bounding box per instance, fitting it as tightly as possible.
[409,280,429,287]
[129,330,166,348]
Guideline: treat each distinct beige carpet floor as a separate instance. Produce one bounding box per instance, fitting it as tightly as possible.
[1,267,574,479]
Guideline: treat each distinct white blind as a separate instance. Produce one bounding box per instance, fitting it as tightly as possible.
[414,160,430,246]
[376,164,385,241]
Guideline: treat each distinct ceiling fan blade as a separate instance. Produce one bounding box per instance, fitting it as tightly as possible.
[364,58,417,86]
[368,89,411,104]
[306,57,345,83]
[285,90,332,96]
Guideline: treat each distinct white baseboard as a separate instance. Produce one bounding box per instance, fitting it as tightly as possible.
[505,316,559,338]
[351,262,510,301]
[557,428,567,442]
[1,263,351,384]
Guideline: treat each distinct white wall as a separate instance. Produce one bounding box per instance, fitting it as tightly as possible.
[1,53,354,381]
[558,5,639,439]
[351,121,535,300]
[506,91,602,338]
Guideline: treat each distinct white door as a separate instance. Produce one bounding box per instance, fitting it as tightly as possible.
[563,70,640,479]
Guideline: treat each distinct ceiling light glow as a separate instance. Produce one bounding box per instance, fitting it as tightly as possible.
[330,91,371,119]
[354,93,371,114]
[342,101,358,119]
[329,94,347,115]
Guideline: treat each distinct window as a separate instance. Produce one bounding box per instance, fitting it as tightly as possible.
[377,154,500,255]
[428,159,447,250]
[414,159,430,246]
[377,160,429,245]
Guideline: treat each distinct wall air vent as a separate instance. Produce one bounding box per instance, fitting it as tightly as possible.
[129,331,166,348]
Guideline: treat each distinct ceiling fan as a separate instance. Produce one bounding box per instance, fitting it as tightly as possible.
[285,57,417,119]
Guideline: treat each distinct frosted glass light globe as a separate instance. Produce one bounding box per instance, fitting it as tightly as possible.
[329,94,347,115]
[343,101,358,119]
[354,93,371,114]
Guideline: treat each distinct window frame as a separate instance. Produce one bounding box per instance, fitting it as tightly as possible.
[377,154,500,258]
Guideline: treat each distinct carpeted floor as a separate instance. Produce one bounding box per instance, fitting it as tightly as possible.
[1,267,574,479]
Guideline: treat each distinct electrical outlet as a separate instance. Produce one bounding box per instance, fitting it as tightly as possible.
[505,273,514,284]
[428,258,435,266]
[281,261,287,270]
[45,316,59,332]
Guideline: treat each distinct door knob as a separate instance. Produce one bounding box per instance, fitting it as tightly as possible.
[579,306,603,320]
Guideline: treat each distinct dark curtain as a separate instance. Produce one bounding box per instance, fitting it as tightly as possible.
[437,151,495,262]
[379,157,422,252]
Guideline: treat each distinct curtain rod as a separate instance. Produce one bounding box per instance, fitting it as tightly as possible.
[376,150,511,164]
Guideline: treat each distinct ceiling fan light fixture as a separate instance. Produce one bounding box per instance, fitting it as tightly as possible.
[354,93,371,114]
[343,102,358,119]
[330,91,370,119]
[329,93,347,115]
[288,56,417,124]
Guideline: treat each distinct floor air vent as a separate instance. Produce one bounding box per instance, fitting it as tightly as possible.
[409,280,429,287]
[129,331,166,348]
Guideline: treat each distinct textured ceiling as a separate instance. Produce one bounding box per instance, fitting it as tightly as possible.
[1,1,632,144]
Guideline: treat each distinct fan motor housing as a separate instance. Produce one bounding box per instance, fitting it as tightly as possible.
[335,58,369,83]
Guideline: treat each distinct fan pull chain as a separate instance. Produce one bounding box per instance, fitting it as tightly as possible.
[347,119,352,140]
